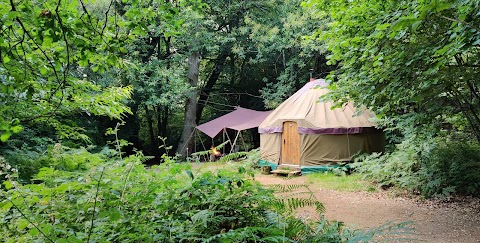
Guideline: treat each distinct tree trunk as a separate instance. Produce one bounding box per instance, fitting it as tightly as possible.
[156,106,169,138]
[176,52,200,159]
[144,105,157,150]
[195,51,228,124]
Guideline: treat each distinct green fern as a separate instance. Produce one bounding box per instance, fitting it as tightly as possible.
[190,150,210,157]
[190,141,230,157]
[268,184,309,193]
[217,151,248,162]
[279,198,325,216]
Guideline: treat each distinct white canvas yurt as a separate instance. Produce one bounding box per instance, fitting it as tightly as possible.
[258,79,384,173]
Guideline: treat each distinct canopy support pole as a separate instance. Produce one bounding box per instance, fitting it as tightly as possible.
[222,128,225,154]
[194,130,209,161]
[229,131,241,154]
[224,129,234,154]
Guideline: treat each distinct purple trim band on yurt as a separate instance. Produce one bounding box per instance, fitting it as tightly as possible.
[298,127,382,135]
[258,127,283,134]
[259,127,382,134]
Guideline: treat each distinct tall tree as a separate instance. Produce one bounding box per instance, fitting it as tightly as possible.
[104,0,189,154]
[177,52,200,159]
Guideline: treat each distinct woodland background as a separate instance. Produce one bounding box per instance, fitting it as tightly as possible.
[0,0,479,241]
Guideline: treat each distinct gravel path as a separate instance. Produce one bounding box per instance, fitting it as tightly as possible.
[255,174,480,243]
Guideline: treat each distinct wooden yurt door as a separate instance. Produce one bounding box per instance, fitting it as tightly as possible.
[281,122,300,165]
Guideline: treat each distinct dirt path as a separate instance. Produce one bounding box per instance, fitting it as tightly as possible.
[255,174,480,243]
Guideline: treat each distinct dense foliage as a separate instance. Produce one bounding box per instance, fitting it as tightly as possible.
[0,149,408,242]
[0,0,133,142]
[306,0,480,197]
[1,1,478,242]
[353,134,480,198]
[308,0,480,142]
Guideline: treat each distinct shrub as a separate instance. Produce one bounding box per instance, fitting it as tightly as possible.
[354,136,480,198]
[418,140,480,197]
[1,144,107,184]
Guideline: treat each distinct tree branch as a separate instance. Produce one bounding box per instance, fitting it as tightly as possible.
[53,0,70,91]
[437,14,480,34]
[101,0,115,36]
[6,197,55,243]
[9,0,62,86]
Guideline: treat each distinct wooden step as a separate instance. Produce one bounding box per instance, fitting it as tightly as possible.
[271,169,301,177]
[277,165,301,171]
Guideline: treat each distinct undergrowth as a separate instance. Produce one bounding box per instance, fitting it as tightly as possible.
[353,135,480,198]
[0,124,411,242]
[0,146,413,242]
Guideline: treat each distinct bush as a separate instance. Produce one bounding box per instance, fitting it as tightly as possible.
[354,136,480,198]
[418,140,480,197]
[1,144,107,184]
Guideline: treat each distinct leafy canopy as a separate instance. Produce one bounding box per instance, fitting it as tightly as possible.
[0,0,135,142]
[306,0,480,141]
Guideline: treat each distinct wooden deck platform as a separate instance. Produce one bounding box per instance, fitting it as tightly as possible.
[271,169,301,177]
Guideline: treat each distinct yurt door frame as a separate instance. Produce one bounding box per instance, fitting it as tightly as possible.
[281,121,300,165]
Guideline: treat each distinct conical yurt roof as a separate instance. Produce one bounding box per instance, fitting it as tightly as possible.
[259,79,378,134]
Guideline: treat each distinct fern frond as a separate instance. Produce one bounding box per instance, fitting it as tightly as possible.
[282,191,318,199]
[214,141,229,150]
[274,198,325,216]
[218,152,248,162]
[268,184,308,193]
[367,221,416,241]
[284,217,313,239]
[190,150,210,157]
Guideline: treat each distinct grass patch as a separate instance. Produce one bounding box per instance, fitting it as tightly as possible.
[305,172,376,192]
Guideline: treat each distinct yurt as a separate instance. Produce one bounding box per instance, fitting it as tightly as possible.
[258,79,384,173]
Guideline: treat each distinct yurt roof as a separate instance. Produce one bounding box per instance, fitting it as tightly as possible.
[259,79,378,135]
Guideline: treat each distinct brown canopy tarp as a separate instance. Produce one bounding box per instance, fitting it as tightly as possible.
[259,79,384,166]
[197,107,272,138]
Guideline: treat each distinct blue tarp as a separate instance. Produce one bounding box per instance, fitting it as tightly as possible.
[258,160,350,175]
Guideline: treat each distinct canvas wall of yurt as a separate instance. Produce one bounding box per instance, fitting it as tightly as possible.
[258,79,385,173]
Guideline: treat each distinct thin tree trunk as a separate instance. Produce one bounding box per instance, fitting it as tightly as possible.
[162,107,168,136]
[450,90,480,143]
[156,106,168,137]
[144,105,157,149]
[176,52,200,159]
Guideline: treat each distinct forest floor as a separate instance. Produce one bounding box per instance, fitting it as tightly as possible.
[255,174,480,243]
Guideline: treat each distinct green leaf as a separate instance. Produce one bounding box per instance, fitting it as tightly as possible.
[3,55,10,64]
[1,201,13,211]
[3,180,13,189]
[17,219,29,231]
[29,227,39,237]
[375,23,390,31]
[109,209,122,221]
[39,66,49,76]
[1,132,11,142]
[11,125,22,133]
